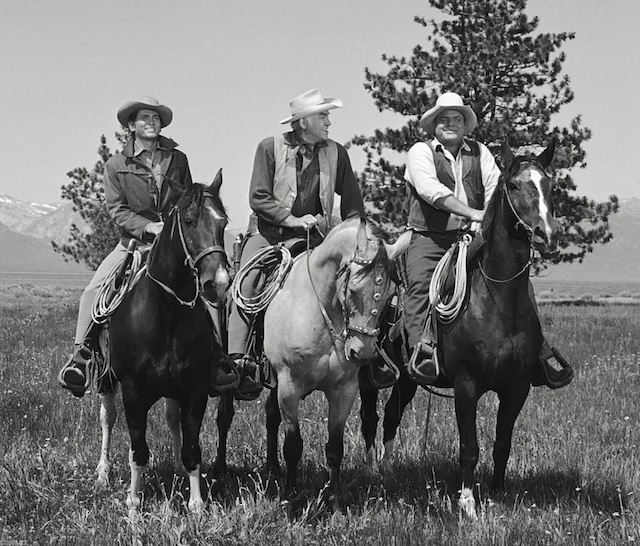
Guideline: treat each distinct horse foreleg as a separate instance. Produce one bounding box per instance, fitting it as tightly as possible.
[325,380,359,501]
[278,381,303,497]
[180,394,207,514]
[265,388,281,475]
[382,374,418,462]
[123,391,151,515]
[165,398,181,469]
[213,393,234,478]
[492,382,529,492]
[358,367,379,466]
[96,386,119,485]
[454,376,480,519]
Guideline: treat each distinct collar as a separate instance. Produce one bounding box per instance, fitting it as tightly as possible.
[433,137,472,156]
[283,131,328,152]
[123,135,178,158]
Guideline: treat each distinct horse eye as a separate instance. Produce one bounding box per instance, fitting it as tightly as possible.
[184,217,193,226]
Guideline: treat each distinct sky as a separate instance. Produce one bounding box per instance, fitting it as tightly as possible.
[1,0,638,231]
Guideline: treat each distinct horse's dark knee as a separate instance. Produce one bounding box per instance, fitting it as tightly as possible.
[131,444,150,467]
[283,429,303,465]
[359,388,379,450]
[181,443,202,473]
[325,433,345,470]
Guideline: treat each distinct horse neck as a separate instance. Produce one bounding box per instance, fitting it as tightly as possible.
[481,194,531,288]
[306,232,355,302]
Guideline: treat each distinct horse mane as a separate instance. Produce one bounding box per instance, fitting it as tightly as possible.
[175,183,227,219]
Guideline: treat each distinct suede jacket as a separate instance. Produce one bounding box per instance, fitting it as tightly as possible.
[104,136,192,245]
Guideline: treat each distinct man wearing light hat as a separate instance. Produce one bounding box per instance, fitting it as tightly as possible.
[227,88,395,397]
[403,91,573,389]
[59,96,195,397]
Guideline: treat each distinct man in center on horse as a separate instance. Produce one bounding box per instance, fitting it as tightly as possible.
[403,91,573,389]
[59,96,238,398]
[227,88,398,398]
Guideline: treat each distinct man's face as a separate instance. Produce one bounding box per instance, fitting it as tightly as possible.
[434,109,466,147]
[128,108,161,141]
[301,111,331,144]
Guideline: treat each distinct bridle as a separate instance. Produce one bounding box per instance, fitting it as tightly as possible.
[308,238,388,347]
[147,202,227,308]
[477,163,547,284]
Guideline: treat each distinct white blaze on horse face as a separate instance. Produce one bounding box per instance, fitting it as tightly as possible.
[529,170,553,239]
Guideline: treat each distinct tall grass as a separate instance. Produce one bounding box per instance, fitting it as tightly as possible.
[0,284,638,544]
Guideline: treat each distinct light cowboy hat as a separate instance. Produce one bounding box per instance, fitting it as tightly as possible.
[420,92,478,135]
[279,89,343,124]
[117,96,173,128]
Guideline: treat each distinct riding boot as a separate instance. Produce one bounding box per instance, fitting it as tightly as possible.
[407,341,439,385]
[532,340,574,389]
[58,342,92,398]
[209,353,241,397]
[229,354,264,401]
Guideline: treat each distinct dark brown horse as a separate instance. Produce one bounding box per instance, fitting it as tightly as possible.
[96,172,231,515]
[360,141,558,517]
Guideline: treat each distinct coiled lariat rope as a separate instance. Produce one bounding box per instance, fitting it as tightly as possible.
[91,250,143,324]
[231,245,293,314]
[429,233,472,324]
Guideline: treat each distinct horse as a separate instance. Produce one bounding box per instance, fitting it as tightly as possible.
[212,217,399,499]
[95,171,231,515]
[359,140,559,517]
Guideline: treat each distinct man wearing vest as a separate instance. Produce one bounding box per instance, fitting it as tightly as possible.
[227,88,397,398]
[404,92,573,389]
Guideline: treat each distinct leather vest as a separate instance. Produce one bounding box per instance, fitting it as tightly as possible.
[406,139,484,233]
[272,133,339,232]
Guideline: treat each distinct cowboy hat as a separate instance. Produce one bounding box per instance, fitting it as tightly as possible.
[279,89,342,124]
[117,96,173,128]
[420,92,477,135]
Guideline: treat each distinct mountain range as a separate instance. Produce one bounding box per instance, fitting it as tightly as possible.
[0,194,638,283]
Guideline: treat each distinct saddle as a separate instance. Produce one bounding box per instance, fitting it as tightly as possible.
[83,240,149,393]
[386,232,485,385]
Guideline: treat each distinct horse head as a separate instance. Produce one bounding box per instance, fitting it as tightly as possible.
[498,139,558,254]
[338,219,395,362]
[171,169,230,304]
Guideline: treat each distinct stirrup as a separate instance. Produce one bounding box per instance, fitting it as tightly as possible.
[407,341,439,385]
[368,345,400,389]
[58,344,91,398]
[539,347,574,389]
[233,355,264,401]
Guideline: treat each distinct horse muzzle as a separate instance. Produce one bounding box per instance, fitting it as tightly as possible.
[200,265,230,304]
[344,331,378,362]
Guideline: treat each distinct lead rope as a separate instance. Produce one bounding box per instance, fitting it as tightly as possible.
[429,234,472,324]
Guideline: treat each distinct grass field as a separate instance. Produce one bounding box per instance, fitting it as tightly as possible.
[0,281,639,545]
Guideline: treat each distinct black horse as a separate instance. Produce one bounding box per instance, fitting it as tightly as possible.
[360,141,560,517]
[96,172,231,515]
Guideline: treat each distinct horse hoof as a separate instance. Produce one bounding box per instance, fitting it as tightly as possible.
[458,488,477,519]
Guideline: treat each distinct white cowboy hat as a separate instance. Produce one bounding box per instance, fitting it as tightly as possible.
[419,92,477,135]
[117,96,173,128]
[279,89,342,124]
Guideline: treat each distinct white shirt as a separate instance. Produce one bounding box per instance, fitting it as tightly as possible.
[405,137,501,230]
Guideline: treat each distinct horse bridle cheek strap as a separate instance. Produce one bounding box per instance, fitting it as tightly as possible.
[148,209,226,308]
[342,256,386,338]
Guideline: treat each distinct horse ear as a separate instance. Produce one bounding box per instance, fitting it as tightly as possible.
[384,230,411,261]
[501,141,515,169]
[537,138,556,170]
[208,168,223,194]
[356,217,368,251]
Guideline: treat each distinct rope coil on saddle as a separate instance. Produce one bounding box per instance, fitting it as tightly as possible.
[91,250,143,324]
[230,245,293,314]
[429,233,472,324]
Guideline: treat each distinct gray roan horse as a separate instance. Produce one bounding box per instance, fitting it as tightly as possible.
[213,218,399,499]
[360,140,559,517]
[96,172,230,515]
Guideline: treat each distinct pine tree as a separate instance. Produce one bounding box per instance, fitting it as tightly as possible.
[52,135,121,270]
[353,0,618,265]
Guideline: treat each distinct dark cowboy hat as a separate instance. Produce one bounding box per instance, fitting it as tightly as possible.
[117,96,173,128]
